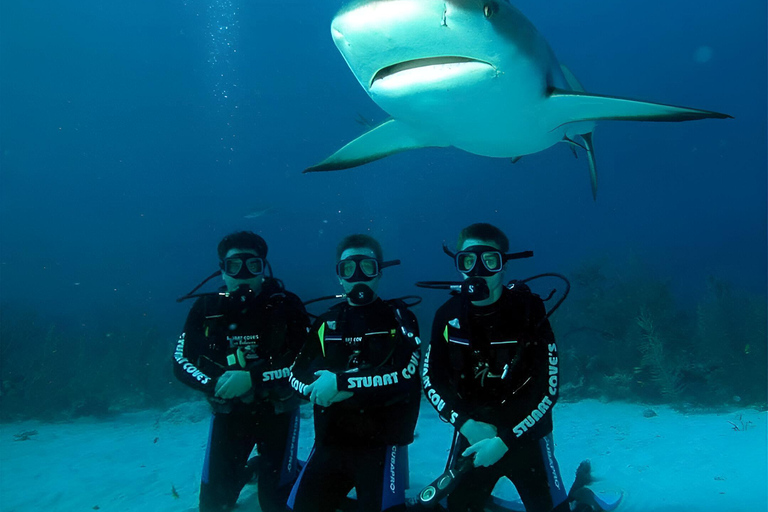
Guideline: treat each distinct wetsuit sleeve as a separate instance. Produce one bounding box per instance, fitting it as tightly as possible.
[422,303,473,430]
[288,316,325,397]
[172,298,220,394]
[249,293,311,388]
[495,299,559,448]
[335,309,421,399]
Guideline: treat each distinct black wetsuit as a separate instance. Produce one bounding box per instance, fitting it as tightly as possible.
[422,284,568,512]
[287,298,421,512]
[172,280,310,512]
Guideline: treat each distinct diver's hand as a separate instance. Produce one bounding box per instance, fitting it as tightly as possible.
[215,371,252,399]
[306,370,353,407]
[329,390,354,404]
[460,419,498,445]
[463,437,508,467]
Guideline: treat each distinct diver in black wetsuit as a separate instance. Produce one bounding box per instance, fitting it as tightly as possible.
[422,223,568,512]
[287,234,421,512]
[172,231,310,512]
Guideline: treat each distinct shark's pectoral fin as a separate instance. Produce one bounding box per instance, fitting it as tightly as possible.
[547,88,732,126]
[510,156,523,164]
[304,119,437,173]
[581,132,598,201]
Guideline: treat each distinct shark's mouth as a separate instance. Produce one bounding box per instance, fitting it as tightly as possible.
[370,57,493,88]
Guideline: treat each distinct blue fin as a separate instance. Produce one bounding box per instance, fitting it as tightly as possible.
[548,88,732,126]
[570,486,624,511]
[305,119,438,173]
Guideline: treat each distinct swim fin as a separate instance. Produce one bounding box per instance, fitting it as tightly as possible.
[570,487,624,511]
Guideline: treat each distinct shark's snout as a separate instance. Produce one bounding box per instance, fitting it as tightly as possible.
[332,1,496,95]
[332,0,422,34]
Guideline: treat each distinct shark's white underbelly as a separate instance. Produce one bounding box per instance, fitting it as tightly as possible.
[371,77,565,158]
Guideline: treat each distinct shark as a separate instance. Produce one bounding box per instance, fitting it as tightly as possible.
[305,0,731,198]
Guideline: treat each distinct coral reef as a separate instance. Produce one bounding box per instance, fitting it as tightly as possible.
[0,302,193,421]
[551,258,767,407]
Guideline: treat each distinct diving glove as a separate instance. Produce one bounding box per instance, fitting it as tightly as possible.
[459,419,498,445]
[462,436,508,467]
[215,370,253,399]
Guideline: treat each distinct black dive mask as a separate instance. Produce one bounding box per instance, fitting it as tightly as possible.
[347,283,375,305]
[220,253,265,280]
[336,256,401,283]
[443,244,533,277]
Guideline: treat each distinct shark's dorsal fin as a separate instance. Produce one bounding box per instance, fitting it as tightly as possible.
[548,88,732,126]
[304,119,439,173]
[559,64,586,93]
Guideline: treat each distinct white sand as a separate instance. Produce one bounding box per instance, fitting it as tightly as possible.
[1,400,765,512]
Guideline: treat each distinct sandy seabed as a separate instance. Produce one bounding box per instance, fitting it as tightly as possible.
[1,400,765,512]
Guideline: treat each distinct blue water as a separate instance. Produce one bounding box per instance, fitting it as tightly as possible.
[0,0,765,414]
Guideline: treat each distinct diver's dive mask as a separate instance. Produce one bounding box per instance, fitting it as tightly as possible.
[443,244,533,277]
[220,253,265,279]
[336,256,400,283]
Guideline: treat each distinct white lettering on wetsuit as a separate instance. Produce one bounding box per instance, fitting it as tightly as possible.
[512,395,553,437]
[512,342,559,437]
[547,343,559,395]
[389,446,398,492]
[401,352,420,380]
[263,367,291,382]
[345,349,419,389]
[347,372,399,389]
[227,334,259,346]
[289,373,308,395]
[422,345,459,424]
[544,435,561,491]
[173,333,212,385]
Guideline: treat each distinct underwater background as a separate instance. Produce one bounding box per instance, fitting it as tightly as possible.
[0,0,765,421]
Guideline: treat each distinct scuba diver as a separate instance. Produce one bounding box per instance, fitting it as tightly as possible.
[172,231,310,512]
[287,234,422,512]
[420,223,569,512]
